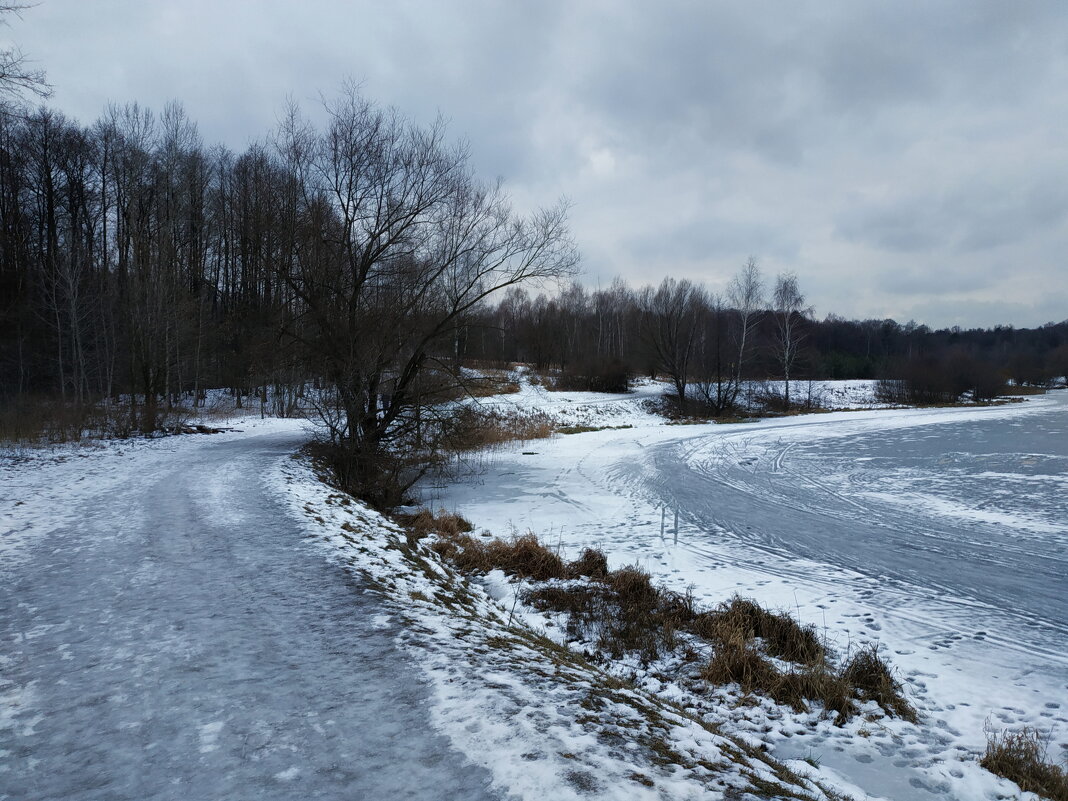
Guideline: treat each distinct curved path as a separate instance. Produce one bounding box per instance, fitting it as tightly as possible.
[1,428,499,801]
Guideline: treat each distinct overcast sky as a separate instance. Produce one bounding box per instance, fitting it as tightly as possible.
[10,0,1068,328]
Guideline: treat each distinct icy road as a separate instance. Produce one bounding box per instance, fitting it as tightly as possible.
[1,425,498,801]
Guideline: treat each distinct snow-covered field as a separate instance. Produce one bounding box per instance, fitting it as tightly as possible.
[417,379,1068,801]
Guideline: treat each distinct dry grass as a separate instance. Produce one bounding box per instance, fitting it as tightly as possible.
[981,727,1068,801]
[701,631,852,720]
[444,407,554,452]
[772,664,854,721]
[557,424,634,435]
[395,508,474,547]
[464,373,522,398]
[485,534,570,581]
[569,547,610,579]
[414,524,915,722]
[702,633,780,693]
[423,526,569,582]
[842,643,917,722]
[689,595,916,721]
[525,567,693,661]
[692,596,825,664]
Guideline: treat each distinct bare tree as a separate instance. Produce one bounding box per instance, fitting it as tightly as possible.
[276,87,577,506]
[0,4,50,100]
[727,256,763,388]
[772,271,810,409]
[638,277,707,404]
[692,293,738,415]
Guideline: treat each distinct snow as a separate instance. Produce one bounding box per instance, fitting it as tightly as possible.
[5,379,1065,801]
[1,415,501,801]
[418,382,1068,801]
[272,456,856,800]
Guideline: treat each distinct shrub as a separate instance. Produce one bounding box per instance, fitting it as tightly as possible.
[877,351,1006,404]
[442,406,554,451]
[552,359,632,393]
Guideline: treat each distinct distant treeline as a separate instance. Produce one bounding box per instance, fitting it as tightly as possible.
[457,277,1068,406]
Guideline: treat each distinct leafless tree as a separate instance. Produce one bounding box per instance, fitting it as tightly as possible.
[727,256,764,387]
[276,87,577,505]
[692,293,739,415]
[638,277,707,404]
[772,271,810,408]
[0,4,50,100]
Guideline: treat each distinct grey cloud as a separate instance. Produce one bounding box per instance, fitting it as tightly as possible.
[625,216,797,267]
[835,172,1068,256]
[13,0,1068,327]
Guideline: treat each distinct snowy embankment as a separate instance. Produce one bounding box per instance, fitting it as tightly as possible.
[415,378,1067,801]
[272,456,860,801]
[461,373,888,430]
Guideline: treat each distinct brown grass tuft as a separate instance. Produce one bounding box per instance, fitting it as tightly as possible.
[484,534,569,581]
[981,727,1068,801]
[568,548,610,579]
[418,524,916,723]
[691,595,824,664]
[702,633,780,693]
[523,563,695,662]
[396,508,474,547]
[774,664,854,720]
[842,643,916,722]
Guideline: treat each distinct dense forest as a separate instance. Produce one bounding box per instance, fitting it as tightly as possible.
[1,92,1065,502]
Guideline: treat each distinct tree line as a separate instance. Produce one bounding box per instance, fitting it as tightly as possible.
[2,87,1065,504]
[0,88,577,504]
[457,268,1068,408]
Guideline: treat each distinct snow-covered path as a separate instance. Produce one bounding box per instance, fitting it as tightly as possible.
[1,426,498,801]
